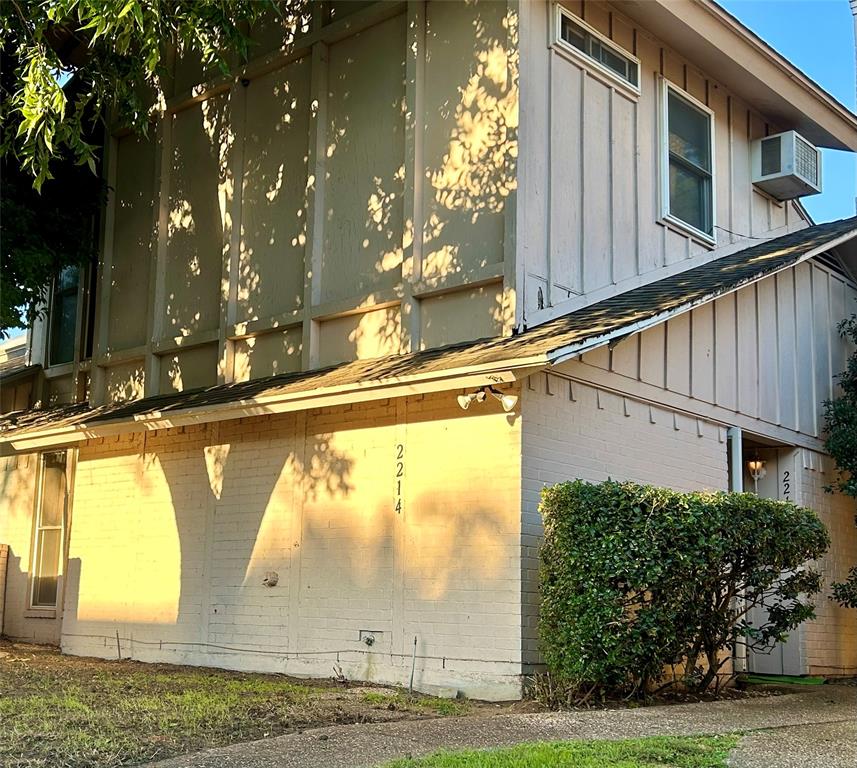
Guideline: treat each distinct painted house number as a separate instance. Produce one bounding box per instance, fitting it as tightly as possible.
[395,443,404,514]
[781,469,791,501]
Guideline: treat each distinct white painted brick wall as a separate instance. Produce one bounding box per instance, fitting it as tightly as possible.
[520,373,729,666]
[61,390,523,700]
[0,453,63,644]
[0,542,7,633]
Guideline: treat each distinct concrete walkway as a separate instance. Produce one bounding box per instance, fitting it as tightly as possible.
[728,718,856,768]
[148,685,855,768]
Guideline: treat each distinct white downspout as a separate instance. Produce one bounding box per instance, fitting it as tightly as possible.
[728,426,743,494]
[727,426,747,673]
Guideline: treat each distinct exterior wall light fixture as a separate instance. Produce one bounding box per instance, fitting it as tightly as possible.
[457,390,487,410]
[747,457,767,494]
[457,387,518,413]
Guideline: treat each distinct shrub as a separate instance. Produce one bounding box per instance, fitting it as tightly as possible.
[539,480,829,697]
[823,313,857,608]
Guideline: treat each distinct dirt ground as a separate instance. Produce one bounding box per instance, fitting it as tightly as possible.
[0,640,509,768]
[0,639,801,768]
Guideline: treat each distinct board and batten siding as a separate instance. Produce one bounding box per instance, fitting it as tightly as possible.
[517,0,808,328]
[91,1,518,406]
[561,260,857,444]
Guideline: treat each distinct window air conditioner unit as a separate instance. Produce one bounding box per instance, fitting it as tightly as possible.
[751,130,822,200]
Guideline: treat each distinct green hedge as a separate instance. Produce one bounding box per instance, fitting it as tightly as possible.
[539,480,829,695]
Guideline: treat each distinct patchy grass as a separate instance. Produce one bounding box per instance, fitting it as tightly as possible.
[361,690,469,716]
[380,735,739,767]
[0,642,478,768]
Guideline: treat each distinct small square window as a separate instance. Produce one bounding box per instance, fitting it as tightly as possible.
[661,82,715,241]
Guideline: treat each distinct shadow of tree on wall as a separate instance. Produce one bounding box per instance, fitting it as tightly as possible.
[150,422,354,651]
[0,454,64,644]
[100,1,519,399]
[59,397,520,684]
[158,94,232,394]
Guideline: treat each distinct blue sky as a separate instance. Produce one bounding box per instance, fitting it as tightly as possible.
[719,0,856,222]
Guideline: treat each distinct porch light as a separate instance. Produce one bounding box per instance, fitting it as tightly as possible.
[747,457,767,494]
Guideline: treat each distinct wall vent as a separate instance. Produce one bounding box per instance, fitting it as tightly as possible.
[751,130,822,200]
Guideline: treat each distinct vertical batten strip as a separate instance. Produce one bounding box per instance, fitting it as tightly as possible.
[727,95,734,244]
[807,266,819,435]
[633,96,641,277]
[608,88,615,285]
[90,134,118,406]
[790,271,800,430]
[546,49,555,309]
[302,42,329,369]
[577,68,586,292]
[501,0,520,337]
[402,1,426,352]
[220,81,247,385]
[146,111,172,396]
[514,0,531,330]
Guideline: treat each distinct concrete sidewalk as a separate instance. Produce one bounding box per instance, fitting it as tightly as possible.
[148,685,855,768]
[728,718,856,768]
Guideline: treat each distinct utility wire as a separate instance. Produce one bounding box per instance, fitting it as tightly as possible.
[60,632,522,673]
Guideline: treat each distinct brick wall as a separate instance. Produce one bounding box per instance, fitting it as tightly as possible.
[0,542,7,633]
[799,450,857,676]
[0,453,63,644]
[61,389,523,699]
[520,372,729,667]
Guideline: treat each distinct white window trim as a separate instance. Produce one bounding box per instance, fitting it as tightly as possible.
[28,450,71,611]
[553,4,641,97]
[658,77,717,246]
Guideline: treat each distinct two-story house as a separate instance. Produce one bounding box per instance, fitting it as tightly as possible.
[1,0,856,699]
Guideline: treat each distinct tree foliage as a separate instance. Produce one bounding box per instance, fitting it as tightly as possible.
[539,480,829,699]
[2,1,270,188]
[823,314,857,608]
[1,0,275,334]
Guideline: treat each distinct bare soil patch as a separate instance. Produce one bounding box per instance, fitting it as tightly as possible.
[0,640,504,768]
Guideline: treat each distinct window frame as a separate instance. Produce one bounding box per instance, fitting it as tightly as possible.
[659,78,717,245]
[29,450,72,611]
[553,5,641,96]
[46,266,83,369]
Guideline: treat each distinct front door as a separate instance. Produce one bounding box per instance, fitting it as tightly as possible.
[745,447,805,676]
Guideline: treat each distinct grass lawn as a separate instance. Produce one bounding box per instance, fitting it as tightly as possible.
[0,642,472,768]
[380,736,739,767]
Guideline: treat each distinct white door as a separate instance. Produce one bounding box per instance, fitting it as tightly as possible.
[746,448,805,676]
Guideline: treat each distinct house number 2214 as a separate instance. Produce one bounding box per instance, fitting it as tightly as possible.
[394,443,404,514]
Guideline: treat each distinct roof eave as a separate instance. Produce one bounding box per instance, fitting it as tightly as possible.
[547,224,857,366]
[613,0,857,151]
[1,356,548,452]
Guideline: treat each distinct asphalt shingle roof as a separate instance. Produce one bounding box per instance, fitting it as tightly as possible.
[2,216,855,441]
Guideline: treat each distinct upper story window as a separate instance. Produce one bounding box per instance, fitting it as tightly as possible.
[555,7,640,92]
[660,81,716,243]
[48,266,80,366]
